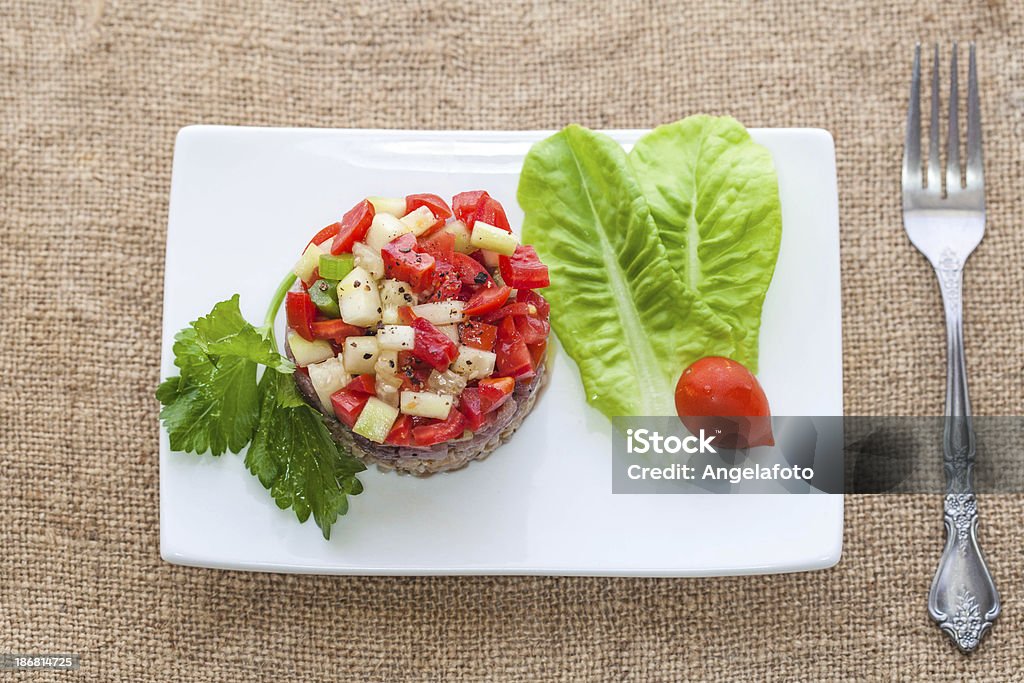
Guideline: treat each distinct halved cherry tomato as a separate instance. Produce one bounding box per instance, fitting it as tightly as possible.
[452,190,488,225]
[516,289,550,319]
[499,245,549,288]
[331,200,375,254]
[410,317,459,371]
[382,233,436,293]
[310,318,363,343]
[463,284,511,316]
[514,315,550,345]
[495,317,534,379]
[343,374,376,395]
[330,389,369,428]
[478,376,514,412]
[385,414,414,446]
[412,408,467,446]
[674,357,774,449]
[405,193,452,232]
[418,230,455,263]
[473,195,511,232]
[306,222,341,250]
[459,320,498,352]
[450,252,493,286]
[286,291,317,341]
[459,387,488,431]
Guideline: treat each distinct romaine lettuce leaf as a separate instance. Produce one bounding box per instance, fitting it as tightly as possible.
[628,116,782,372]
[518,125,734,416]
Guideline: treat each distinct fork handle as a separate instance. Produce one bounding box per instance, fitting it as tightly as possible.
[928,258,999,652]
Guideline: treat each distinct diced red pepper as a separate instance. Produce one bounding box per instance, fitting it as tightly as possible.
[343,374,376,395]
[516,289,550,319]
[382,233,436,293]
[331,200,375,254]
[306,222,341,250]
[310,318,363,343]
[463,284,512,317]
[410,317,459,371]
[473,195,511,232]
[499,245,549,289]
[528,340,547,368]
[479,301,534,323]
[384,414,414,446]
[452,190,489,225]
[426,261,462,303]
[417,230,455,263]
[459,320,498,352]
[451,252,493,286]
[515,315,550,345]
[478,376,515,412]
[405,193,452,232]
[412,408,467,446]
[330,390,369,428]
[495,317,534,379]
[286,291,318,341]
[459,388,488,431]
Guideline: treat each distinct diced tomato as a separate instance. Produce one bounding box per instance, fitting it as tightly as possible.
[412,408,467,446]
[330,390,369,428]
[343,374,376,395]
[463,284,512,316]
[515,315,550,345]
[452,190,489,225]
[495,317,534,379]
[459,320,498,352]
[473,195,511,232]
[459,388,488,431]
[451,252,493,286]
[384,414,414,446]
[426,261,462,303]
[499,245,549,289]
[286,291,317,341]
[331,200,375,254]
[310,318,363,343]
[528,340,547,368]
[306,222,341,250]
[405,193,452,232]
[478,376,515,412]
[417,230,455,263]
[382,233,435,293]
[396,305,417,325]
[516,289,550,319]
[410,317,459,371]
[479,301,533,323]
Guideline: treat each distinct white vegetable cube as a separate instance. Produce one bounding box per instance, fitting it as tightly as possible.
[342,335,380,374]
[470,221,519,256]
[400,390,453,420]
[337,266,382,327]
[292,242,323,282]
[442,220,473,253]
[374,349,400,379]
[367,196,406,217]
[451,345,496,380]
[380,279,417,308]
[437,324,460,344]
[306,356,351,416]
[352,241,385,280]
[412,300,465,325]
[364,213,412,252]
[287,330,335,367]
[377,324,415,350]
[374,373,403,408]
[353,397,399,444]
[400,205,439,236]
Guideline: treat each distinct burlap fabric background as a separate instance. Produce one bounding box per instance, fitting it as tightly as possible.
[2,1,1023,680]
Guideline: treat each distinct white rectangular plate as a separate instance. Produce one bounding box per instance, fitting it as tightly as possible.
[160,126,843,576]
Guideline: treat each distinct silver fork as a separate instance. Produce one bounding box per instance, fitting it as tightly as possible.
[903,43,999,653]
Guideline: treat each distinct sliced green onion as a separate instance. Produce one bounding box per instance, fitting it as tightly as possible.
[319,253,355,281]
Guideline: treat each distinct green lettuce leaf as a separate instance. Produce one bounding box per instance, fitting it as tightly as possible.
[518,125,734,417]
[628,116,782,371]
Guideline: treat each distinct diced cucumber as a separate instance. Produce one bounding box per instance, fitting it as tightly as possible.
[400,390,453,420]
[293,242,323,282]
[470,222,519,256]
[377,324,415,350]
[365,213,412,252]
[342,335,380,374]
[380,279,417,310]
[367,196,406,217]
[338,267,382,326]
[319,253,354,280]
[353,396,400,444]
[442,220,473,253]
[400,206,438,236]
[352,241,385,280]
[307,357,351,416]
[451,345,496,380]
[412,300,465,325]
[287,330,335,367]
[308,278,340,317]
[437,324,460,344]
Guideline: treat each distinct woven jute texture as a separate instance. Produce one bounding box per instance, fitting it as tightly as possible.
[3,1,1024,680]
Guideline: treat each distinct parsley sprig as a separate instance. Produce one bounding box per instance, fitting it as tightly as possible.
[157,274,365,539]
